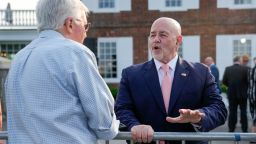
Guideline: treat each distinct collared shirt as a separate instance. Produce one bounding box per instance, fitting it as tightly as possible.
[154,54,178,86]
[154,55,202,130]
[5,30,119,144]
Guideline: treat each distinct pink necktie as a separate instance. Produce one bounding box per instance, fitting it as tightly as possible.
[161,64,171,113]
[160,64,172,144]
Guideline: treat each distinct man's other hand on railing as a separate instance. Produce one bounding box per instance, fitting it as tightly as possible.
[131,124,154,143]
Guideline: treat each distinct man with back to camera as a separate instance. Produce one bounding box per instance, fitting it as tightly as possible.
[222,56,248,132]
[115,17,227,144]
[5,0,119,143]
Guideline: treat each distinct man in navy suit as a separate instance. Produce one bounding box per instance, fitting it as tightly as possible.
[204,57,222,94]
[115,17,227,144]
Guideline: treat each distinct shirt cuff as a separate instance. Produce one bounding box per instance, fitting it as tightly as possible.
[95,115,120,140]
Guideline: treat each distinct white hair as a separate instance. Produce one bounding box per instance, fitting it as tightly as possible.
[36,0,89,32]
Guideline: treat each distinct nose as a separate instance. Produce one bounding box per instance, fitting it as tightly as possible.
[153,35,161,43]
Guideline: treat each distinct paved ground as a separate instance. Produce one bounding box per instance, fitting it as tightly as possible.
[99,93,254,144]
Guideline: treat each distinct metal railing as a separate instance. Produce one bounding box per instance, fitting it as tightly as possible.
[113,132,256,144]
[0,10,37,29]
[0,131,7,140]
[0,131,256,144]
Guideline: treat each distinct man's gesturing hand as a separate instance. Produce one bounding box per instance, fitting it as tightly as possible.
[131,125,154,143]
[166,109,205,124]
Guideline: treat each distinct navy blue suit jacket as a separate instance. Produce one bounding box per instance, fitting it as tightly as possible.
[210,64,221,94]
[115,58,227,142]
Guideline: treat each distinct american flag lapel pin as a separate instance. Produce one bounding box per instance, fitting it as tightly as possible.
[181,73,187,77]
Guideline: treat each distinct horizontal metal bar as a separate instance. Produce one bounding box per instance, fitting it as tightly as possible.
[0,131,255,142]
[115,132,256,141]
[0,131,8,140]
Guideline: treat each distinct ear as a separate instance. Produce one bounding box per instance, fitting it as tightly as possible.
[63,17,73,34]
[177,35,183,44]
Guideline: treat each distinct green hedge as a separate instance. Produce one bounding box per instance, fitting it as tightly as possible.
[221,83,228,93]
[108,85,118,99]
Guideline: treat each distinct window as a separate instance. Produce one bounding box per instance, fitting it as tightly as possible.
[148,0,199,11]
[234,0,252,4]
[99,0,115,8]
[216,35,256,80]
[166,0,182,7]
[0,41,29,60]
[218,0,256,9]
[98,42,117,78]
[97,37,133,83]
[84,38,98,61]
[83,0,131,13]
[233,39,252,65]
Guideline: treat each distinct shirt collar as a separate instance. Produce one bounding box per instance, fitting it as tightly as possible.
[154,54,178,71]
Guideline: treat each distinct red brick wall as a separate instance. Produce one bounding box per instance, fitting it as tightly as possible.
[88,0,256,63]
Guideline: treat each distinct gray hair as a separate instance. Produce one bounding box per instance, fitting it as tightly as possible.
[233,56,241,62]
[36,0,89,32]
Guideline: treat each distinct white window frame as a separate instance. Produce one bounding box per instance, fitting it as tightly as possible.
[97,37,133,83]
[148,0,199,12]
[98,41,118,79]
[217,0,256,9]
[216,34,256,80]
[148,35,200,63]
[82,0,131,13]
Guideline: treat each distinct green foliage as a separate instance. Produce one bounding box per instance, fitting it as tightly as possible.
[220,83,228,93]
[108,85,118,99]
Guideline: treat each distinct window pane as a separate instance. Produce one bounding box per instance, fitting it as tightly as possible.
[0,41,29,59]
[166,0,182,7]
[97,41,117,78]
[99,0,115,8]
[233,39,252,66]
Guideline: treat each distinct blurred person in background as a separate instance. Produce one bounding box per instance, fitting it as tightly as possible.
[204,56,222,94]
[241,54,250,67]
[222,56,249,132]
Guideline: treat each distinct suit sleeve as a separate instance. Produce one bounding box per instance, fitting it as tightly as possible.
[115,69,141,130]
[198,66,227,132]
[222,68,228,86]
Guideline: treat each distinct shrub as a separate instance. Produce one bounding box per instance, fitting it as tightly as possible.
[220,83,228,93]
[108,85,118,99]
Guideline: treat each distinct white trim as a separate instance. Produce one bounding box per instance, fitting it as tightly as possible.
[182,36,200,62]
[217,0,256,9]
[97,37,133,83]
[216,34,256,80]
[0,30,37,41]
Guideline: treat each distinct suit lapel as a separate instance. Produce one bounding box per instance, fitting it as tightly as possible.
[143,59,166,114]
[168,57,190,114]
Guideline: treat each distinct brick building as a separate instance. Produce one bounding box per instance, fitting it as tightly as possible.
[0,0,256,84]
[83,0,256,83]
